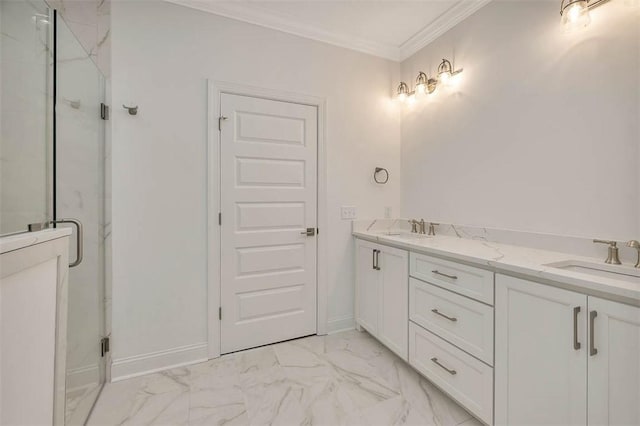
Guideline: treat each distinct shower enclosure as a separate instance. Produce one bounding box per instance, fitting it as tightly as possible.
[0,1,107,424]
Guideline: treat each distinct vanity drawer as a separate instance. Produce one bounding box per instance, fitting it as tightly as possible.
[410,278,494,365]
[409,322,493,425]
[410,252,494,305]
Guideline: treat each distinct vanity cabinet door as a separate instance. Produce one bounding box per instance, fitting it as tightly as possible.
[378,246,408,360]
[495,274,587,426]
[587,297,640,426]
[356,239,380,335]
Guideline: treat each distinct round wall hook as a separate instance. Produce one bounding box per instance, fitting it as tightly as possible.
[374,167,389,184]
[123,104,138,115]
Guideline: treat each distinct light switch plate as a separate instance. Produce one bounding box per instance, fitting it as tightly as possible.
[341,206,357,220]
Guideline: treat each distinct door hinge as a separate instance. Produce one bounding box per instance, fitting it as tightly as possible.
[219,307,222,320]
[218,212,221,225]
[218,116,228,131]
[101,337,110,357]
[100,103,110,120]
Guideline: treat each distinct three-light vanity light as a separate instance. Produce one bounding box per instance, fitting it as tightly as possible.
[396,58,462,103]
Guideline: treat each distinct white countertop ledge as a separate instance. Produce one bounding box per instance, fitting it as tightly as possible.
[0,228,73,255]
[353,230,640,306]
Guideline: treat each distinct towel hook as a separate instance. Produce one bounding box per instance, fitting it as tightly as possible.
[123,104,138,115]
[374,167,389,184]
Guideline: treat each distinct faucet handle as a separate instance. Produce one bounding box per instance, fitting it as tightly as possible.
[593,239,621,265]
[593,239,617,247]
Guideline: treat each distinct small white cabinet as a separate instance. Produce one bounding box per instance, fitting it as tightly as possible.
[355,239,408,360]
[495,274,587,425]
[588,297,640,426]
[496,273,640,426]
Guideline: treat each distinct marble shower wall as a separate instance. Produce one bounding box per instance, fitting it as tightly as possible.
[47,0,111,77]
[0,0,53,235]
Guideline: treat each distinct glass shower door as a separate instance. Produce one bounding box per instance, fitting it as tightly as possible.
[55,14,106,425]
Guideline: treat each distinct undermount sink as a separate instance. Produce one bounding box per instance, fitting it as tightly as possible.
[545,260,640,284]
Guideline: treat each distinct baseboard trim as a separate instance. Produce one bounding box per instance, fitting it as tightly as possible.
[111,342,208,382]
[66,364,100,392]
[327,315,355,334]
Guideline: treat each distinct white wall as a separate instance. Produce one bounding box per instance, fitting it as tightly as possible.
[400,1,640,241]
[110,0,400,374]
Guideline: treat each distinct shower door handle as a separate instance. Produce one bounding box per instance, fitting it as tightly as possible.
[51,218,84,267]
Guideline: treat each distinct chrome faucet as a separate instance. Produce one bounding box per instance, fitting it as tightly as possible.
[593,240,621,265]
[418,219,426,234]
[408,219,419,234]
[428,222,439,236]
[627,240,640,268]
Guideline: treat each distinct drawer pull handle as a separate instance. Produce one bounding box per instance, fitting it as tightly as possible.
[431,309,457,322]
[431,357,457,375]
[432,270,458,280]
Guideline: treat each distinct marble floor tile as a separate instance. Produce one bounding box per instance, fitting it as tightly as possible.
[88,330,480,426]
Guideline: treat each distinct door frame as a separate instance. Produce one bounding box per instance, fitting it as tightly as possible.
[206,80,328,358]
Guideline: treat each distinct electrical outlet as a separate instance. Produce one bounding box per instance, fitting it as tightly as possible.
[384,206,392,219]
[341,206,357,220]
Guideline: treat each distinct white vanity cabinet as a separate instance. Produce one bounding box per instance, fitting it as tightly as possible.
[495,274,587,425]
[355,239,408,360]
[0,230,71,426]
[587,297,640,426]
[496,274,640,426]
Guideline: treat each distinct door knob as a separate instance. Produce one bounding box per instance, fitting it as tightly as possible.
[300,228,316,236]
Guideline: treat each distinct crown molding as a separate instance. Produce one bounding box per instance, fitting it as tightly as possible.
[165,0,401,60]
[165,0,492,63]
[399,0,493,61]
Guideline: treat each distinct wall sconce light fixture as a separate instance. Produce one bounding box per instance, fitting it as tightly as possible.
[396,59,462,103]
[396,82,409,101]
[437,59,463,85]
[560,0,610,30]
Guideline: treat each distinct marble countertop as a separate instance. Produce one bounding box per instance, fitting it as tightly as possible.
[0,228,72,254]
[353,229,640,306]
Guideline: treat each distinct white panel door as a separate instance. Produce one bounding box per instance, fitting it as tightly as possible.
[588,297,640,426]
[220,93,317,354]
[378,245,408,360]
[495,274,587,426]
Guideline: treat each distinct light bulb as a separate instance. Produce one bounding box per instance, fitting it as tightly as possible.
[415,83,426,95]
[397,92,407,102]
[439,71,451,85]
[561,0,591,31]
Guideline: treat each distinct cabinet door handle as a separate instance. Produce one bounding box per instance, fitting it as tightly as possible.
[374,249,381,270]
[431,309,458,322]
[573,306,581,350]
[432,270,458,280]
[431,357,457,375]
[589,310,598,356]
[372,249,376,270]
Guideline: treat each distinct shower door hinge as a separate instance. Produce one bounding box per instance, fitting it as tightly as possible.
[219,307,222,320]
[100,103,110,120]
[101,337,110,357]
